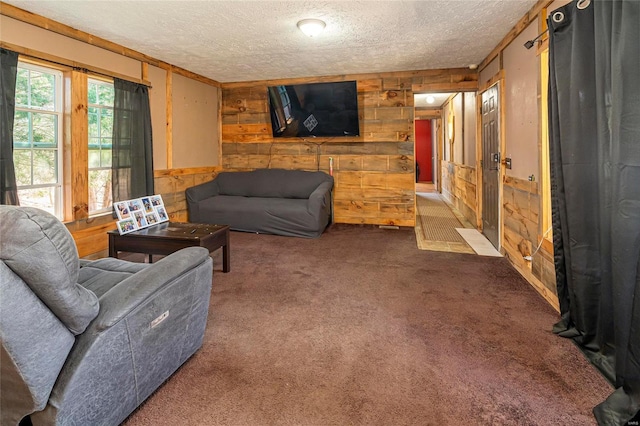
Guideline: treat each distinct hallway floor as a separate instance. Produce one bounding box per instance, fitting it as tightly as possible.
[415,183,501,256]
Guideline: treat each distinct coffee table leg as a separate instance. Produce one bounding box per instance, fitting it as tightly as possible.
[109,234,118,259]
[222,231,230,272]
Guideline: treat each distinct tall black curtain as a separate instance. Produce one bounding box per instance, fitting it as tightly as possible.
[112,78,154,202]
[548,0,640,424]
[0,48,19,205]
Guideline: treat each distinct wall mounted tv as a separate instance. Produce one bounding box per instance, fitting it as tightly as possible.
[267,80,360,138]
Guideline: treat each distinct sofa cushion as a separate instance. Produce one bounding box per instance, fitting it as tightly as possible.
[0,206,99,335]
[215,169,331,199]
[199,196,319,237]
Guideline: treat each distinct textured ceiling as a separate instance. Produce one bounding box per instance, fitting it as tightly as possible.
[4,0,538,83]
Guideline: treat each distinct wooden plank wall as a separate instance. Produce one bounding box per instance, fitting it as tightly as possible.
[440,160,477,226]
[502,175,557,309]
[154,167,222,222]
[221,69,477,227]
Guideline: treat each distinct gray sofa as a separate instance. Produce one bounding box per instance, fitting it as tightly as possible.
[0,206,213,426]
[186,169,334,238]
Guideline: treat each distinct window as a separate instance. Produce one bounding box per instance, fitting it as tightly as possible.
[13,62,63,219]
[87,79,114,214]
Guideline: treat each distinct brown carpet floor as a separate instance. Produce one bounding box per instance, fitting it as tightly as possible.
[124,224,611,426]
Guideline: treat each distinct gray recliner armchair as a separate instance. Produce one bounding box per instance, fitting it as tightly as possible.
[0,206,213,425]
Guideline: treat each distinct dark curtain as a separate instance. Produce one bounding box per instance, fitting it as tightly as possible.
[112,78,154,202]
[548,0,640,424]
[0,48,19,205]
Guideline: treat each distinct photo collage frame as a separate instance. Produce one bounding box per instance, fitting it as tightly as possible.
[114,195,169,235]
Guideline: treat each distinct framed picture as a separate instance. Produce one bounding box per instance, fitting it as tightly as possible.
[128,199,144,213]
[141,197,154,213]
[155,205,169,222]
[132,210,148,228]
[145,212,159,225]
[114,201,131,220]
[113,194,167,233]
[117,218,137,235]
[150,195,163,207]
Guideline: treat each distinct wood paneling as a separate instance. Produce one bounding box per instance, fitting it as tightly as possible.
[67,217,116,258]
[69,70,89,220]
[221,68,477,226]
[414,109,442,120]
[503,175,557,308]
[166,68,173,168]
[441,161,477,226]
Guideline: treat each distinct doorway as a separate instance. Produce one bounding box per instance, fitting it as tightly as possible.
[481,84,500,249]
[415,120,433,183]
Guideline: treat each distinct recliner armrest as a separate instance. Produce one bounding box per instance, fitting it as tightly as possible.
[93,247,212,331]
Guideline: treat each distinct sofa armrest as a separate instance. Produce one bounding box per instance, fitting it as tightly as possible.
[186,180,220,222]
[307,181,333,214]
[93,246,212,331]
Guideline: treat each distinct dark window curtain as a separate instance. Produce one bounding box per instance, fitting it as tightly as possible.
[112,78,154,203]
[548,0,640,424]
[0,48,19,205]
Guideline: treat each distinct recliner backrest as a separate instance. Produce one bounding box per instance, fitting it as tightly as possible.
[0,206,100,425]
[0,206,99,334]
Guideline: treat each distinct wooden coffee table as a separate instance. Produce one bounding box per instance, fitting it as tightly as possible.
[108,222,230,272]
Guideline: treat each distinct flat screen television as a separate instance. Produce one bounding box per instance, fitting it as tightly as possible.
[267,80,360,138]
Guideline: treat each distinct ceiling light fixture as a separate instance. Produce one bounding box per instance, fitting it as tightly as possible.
[297,19,326,37]
[426,95,436,104]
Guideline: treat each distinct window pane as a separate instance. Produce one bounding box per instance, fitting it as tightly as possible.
[13,150,32,186]
[101,148,112,167]
[88,107,99,138]
[16,69,29,108]
[100,109,113,137]
[32,149,57,184]
[89,169,112,212]
[88,82,98,104]
[98,85,114,106]
[16,63,62,220]
[17,187,56,215]
[29,71,55,111]
[88,149,101,168]
[14,111,30,148]
[31,113,56,147]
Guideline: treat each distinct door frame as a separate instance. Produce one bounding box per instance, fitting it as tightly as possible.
[476,71,506,251]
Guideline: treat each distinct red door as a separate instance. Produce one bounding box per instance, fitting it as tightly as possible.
[415,120,433,182]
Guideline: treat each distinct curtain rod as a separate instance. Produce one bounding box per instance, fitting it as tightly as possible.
[1,44,152,88]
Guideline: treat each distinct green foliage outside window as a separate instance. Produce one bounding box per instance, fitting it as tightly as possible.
[88,80,114,213]
[13,65,61,217]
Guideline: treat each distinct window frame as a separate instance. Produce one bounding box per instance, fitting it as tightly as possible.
[538,9,553,250]
[14,61,64,219]
[87,77,114,215]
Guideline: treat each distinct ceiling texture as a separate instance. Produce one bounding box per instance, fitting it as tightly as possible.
[4,0,538,83]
